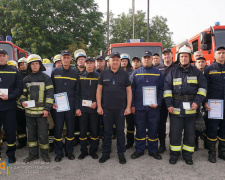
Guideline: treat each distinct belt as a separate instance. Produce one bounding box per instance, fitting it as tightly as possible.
[173,94,194,101]
[35,102,45,107]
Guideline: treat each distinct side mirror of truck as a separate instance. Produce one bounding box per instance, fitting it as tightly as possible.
[200,44,207,50]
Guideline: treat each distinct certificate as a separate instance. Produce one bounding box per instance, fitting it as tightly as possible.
[43,63,53,77]
[82,100,92,107]
[0,88,8,95]
[54,92,70,112]
[208,99,224,119]
[143,86,157,106]
[24,100,35,108]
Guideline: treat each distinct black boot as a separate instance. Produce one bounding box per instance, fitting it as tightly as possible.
[218,141,225,160]
[208,141,216,163]
[158,139,166,154]
[194,137,199,151]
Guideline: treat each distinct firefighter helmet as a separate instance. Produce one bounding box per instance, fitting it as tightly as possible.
[18,57,27,64]
[27,54,42,64]
[74,49,86,60]
[53,54,61,63]
[7,60,17,67]
[120,53,130,60]
[43,58,51,64]
[175,41,193,63]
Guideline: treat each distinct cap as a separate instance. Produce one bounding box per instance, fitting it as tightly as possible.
[162,48,172,54]
[132,56,141,61]
[215,45,225,51]
[0,49,8,55]
[109,52,120,58]
[85,56,95,62]
[61,50,71,56]
[142,51,152,57]
[153,53,160,56]
[95,55,105,61]
[196,57,206,61]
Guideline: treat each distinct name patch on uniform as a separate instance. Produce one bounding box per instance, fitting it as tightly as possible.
[103,79,110,82]
[55,75,62,77]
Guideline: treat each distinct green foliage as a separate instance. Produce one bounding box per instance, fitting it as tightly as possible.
[0,0,106,58]
[109,10,173,48]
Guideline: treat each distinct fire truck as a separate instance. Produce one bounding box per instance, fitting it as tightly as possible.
[171,23,225,65]
[107,39,163,63]
[0,36,27,61]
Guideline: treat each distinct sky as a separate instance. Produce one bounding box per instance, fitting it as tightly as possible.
[94,0,225,45]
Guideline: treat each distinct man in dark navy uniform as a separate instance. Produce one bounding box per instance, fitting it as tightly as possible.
[0,49,23,162]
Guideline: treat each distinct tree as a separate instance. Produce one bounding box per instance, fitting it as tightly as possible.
[0,0,106,57]
[109,10,173,48]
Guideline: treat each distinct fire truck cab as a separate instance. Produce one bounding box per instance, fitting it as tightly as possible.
[0,36,27,61]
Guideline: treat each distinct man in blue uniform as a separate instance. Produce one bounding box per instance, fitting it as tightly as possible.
[52,50,81,162]
[204,45,225,163]
[130,51,164,160]
[164,42,207,165]
[0,49,23,163]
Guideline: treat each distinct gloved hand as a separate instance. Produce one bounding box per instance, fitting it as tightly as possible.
[195,113,206,132]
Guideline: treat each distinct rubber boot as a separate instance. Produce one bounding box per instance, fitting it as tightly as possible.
[158,139,166,154]
[218,141,225,160]
[208,141,216,163]
[194,137,199,151]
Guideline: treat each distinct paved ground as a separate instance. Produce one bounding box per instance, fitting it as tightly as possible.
[1,123,225,180]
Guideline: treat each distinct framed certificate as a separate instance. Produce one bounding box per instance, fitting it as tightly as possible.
[43,63,53,77]
[208,99,224,119]
[143,86,157,106]
[54,92,70,112]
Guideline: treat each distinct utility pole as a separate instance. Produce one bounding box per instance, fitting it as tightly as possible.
[107,0,109,48]
[132,0,135,39]
[147,0,150,42]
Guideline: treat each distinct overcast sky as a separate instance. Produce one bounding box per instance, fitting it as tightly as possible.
[94,0,225,45]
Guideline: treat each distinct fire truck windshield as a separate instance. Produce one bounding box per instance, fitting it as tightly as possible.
[111,46,162,63]
[214,29,225,47]
[0,43,14,60]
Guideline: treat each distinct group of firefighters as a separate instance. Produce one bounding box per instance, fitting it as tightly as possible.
[0,40,225,166]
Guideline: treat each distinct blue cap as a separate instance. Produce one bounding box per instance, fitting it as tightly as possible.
[162,48,172,54]
[61,50,71,56]
[132,56,141,61]
[0,49,8,55]
[95,55,105,61]
[142,51,152,57]
[109,52,120,58]
[215,45,225,51]
[85,56,95,62]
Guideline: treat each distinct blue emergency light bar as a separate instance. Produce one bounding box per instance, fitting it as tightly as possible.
[215,22,220,26]
[126,39,144,43]
[6,36,11,42]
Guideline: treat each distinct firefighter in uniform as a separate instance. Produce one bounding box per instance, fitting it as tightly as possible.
[78,57,99,160]
[53,54,62,68]
[204,45,225,163]
[130,51,164,160]
[156,48,177,154]
[164,42,207,165]
[120,53,135,149]
[52,50,81,162]
[20,54,54,162]
[97,52,132,164]
[16,57,28,149]
[74,49,87,145]
[0,49,23,163]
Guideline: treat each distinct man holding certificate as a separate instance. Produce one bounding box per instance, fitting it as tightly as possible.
[204,45,225,163]
[97,52,132,164]
[51,50,81,162]
[130,51,164,160]
[164,41,207,165]
[0,49,23,163]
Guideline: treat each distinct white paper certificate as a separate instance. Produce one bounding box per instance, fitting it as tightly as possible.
[0,88,8,95]
[54,92,70,112]
[208,99,224,119]
[24,100,36,108]
[43,63,53,77]
[143,86,157,106]
[82,100,92,107]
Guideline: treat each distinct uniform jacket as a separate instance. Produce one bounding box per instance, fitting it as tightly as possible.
[51,66,80,110]
[130,66,164,110]
[20,71,54,117]
[17,71,28,110]
[164,64,207,117]
[0,64,23,110]
[79,70,99,113]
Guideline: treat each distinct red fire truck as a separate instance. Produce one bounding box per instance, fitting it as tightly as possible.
[0,36,27,61]
[171,23,225,65]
